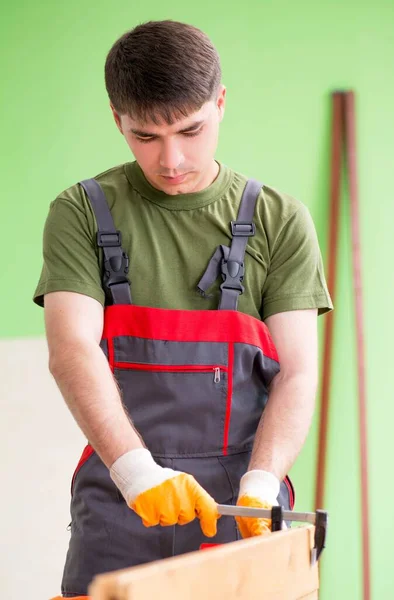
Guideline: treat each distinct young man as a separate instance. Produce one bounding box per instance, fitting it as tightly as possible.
[34,20,333,599]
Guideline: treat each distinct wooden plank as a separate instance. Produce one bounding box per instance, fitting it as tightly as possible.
[89,525,319,600]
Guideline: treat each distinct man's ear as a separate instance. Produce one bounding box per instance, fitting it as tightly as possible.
[216,84,226,122]
[110,103,123,134]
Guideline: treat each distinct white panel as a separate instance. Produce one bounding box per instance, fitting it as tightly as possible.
[0,337,85,600]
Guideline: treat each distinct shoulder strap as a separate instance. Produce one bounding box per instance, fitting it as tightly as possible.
[197,179,263,311]
[79,178,132,306]
[220,179,262,310]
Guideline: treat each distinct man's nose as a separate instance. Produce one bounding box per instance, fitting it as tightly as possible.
[159,139,184,171]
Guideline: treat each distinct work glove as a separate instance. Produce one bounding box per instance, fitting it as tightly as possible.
[110,448,219,537]
[235,470,286,538]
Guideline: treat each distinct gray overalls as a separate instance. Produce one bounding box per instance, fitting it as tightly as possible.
[61,178,295,597]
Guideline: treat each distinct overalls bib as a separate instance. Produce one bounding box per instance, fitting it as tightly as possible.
[61,178,295,598]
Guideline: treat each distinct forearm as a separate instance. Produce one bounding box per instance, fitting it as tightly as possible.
[49,340,144,468]
[248,373,317,480]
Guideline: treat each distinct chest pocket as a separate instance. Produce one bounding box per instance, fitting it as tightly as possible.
[112,337,229,457]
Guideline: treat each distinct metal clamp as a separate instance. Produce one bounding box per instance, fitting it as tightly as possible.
[310,510,328,564]
[217,504,328,565]
[271,506,328,564]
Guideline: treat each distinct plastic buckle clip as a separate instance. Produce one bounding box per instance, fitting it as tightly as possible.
[220,260,245,294]
[103,252,130,288]
[231,221,255,237]
[97,230,122,247]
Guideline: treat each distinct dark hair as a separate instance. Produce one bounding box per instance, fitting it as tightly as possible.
[104,20,221,125]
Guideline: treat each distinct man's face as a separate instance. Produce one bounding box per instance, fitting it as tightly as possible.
[111,85,226,195]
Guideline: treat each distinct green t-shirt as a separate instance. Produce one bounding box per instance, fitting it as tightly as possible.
[33,160,333,320]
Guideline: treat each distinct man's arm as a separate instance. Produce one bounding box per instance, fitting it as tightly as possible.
[235,308,318,537]
[249,308,319,478]
[44,290,144,469]
[44,290,219,535]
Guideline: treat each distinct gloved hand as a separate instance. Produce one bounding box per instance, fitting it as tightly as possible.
[236,470,286,538]
[110,448,219,537]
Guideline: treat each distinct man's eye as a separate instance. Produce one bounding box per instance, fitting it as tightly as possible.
[136,136,154,144]
[135,128,202,143]
[183,129,202,137]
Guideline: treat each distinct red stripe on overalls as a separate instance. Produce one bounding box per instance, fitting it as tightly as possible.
[284,477,295,510]
[223,342,234,455]
[71,444,94,494]
[107,337,115,373]
[102,305,279,362]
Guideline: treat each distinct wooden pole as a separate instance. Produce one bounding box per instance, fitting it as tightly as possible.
[315,92,343,510]
[315,90,371,599]
[343,90,370,600]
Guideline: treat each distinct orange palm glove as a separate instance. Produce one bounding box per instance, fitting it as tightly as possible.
[110,449,219,537]
[235,470,286,538]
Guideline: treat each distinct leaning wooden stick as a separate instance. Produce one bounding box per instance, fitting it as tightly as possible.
[89,526,319,600]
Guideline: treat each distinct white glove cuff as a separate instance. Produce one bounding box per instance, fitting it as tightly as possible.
[239,470,280,505]
[109,448,176,505]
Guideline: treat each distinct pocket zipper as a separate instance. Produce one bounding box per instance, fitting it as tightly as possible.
[115,362,227,383]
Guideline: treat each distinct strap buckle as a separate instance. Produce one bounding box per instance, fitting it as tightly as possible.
[103,252,130,289]
[97,230,122,247]
[220,259,245,294]
[231,221,255,237]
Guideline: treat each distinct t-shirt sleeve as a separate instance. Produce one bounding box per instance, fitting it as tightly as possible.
[261,203,333,320]
[33,192,105,307]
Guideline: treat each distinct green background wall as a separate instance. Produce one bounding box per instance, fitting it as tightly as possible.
[2,1,393,597]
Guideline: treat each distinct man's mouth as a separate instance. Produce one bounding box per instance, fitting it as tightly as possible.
[161,173,189,184]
